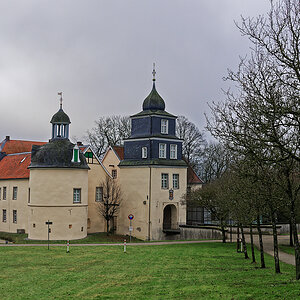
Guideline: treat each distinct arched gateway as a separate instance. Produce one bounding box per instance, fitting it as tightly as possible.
[163,204,178,230]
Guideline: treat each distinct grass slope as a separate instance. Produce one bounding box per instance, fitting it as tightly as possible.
[0,243,299,299]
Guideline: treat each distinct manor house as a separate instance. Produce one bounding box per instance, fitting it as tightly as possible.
[0,76,202,240]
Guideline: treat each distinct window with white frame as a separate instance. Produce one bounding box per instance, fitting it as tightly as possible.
[142,147,147,159]
[161,119,168,134]
[73,188,81,203]
[95,187,103,202]
[161,173,169,189]
[12,187,18,200]
[170,144,177,159]
[3,187,6,200]
[2,209,6,222]
[173,174,179,189]
[13,210,17,223]
[159,143,166,158]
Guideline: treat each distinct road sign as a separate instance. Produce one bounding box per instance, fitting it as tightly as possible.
[45,221,53,225]
[128,214,134,220]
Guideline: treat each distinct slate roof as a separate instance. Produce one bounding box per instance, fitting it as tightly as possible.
[50,108,71,124]
[142,82,165,111]
[30,139,89,169]
[119,158,187,167]
[0,139,46,155]
[0,153,31,179]
[112,146,124,160]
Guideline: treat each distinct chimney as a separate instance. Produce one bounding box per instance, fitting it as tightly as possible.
[5,136,10,141]
[77,141,83,146]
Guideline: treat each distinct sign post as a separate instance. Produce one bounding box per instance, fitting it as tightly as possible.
[128,214,134,243]
[45,220,53,250]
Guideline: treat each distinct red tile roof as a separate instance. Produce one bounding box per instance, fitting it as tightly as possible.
[0,153,31,179]
[112,146,124,160]
[0,139,46,155]
[187,164,203,185]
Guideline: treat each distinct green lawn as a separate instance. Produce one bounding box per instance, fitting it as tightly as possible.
[279,244,295,255]
[0,243,299,299]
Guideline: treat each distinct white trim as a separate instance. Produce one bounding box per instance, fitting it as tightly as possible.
[124,137,183,142]
[142,147,147,159]
[131,114,177,120]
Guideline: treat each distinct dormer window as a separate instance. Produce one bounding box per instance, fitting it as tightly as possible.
[161,119,168,134]
[142,147,147,159]
[72,145,81,163]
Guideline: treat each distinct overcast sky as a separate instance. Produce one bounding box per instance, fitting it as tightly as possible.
[0,0,271,143]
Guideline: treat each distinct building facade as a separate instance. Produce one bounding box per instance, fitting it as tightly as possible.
[0,75,202,240]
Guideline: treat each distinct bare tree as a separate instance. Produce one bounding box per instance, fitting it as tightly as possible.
[96,177,122,235]
[207,0,300,279]
[86,115,131,158]
[176,115,205,167]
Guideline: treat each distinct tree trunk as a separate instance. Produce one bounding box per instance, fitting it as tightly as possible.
[237,226,240,253]
[289,219,294,247]
[290,206,300,280]
[256,215,265,268]
[106,219,109,236]
[271,213,280,274]
[240,224,249,259]
[250,223,256,263]
[221,224,226,243]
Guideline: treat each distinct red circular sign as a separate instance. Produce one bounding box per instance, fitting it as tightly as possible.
[128,214,134,220]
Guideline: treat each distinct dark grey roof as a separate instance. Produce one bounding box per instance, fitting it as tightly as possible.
[50,108,71,124]
[119,158,187,167]
[142,83,165,111]
[131,109,176,118]
[124,134,182,141]
[29,139,89,169]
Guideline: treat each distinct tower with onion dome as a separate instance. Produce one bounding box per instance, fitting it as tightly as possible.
[118,65,187,240]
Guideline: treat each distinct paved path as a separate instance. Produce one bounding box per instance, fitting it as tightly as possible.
[0,239,221,247]
[231,233,297,266]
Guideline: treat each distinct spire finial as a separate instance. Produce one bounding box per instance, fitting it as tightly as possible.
[58,92,63,109]
[152,63,156,82]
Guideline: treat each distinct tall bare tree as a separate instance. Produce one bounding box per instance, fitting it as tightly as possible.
[96,177,122,235]
[86,115,131,158]
[207,0,300,279]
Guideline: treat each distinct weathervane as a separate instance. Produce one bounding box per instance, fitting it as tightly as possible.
[58,92,63,109]
[152,63,156,81]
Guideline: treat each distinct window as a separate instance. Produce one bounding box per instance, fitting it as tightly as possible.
[161,173,169,189]
[28,188,30,203]
[159,143,166,158]
[161,119,168,134]
[2,209,6,222]
[95,187,103,202]
[112,169,117,179]
[12,187,18,200]
[73,188,81,203]
[142,147,147,159]
[3,187,6,200]
[170,144,177,159]
[173,174,179,189]
[13,210,17,223]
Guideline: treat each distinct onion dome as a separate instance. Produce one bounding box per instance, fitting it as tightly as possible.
[142,82,165,111]
[50,108,71,124]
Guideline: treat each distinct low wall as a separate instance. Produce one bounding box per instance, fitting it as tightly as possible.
[278,224,300,234]
[164,225,224,240]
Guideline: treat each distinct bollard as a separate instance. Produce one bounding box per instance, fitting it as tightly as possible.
[66,240,70,253]
[124,239,126,253]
